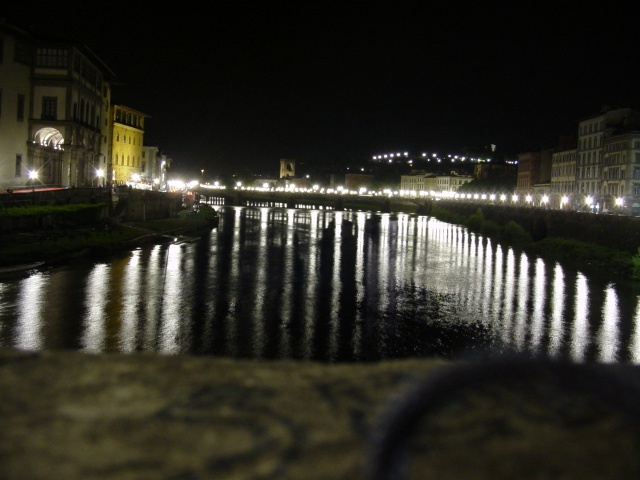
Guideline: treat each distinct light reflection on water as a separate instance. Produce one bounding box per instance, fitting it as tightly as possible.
[1,205,640,364]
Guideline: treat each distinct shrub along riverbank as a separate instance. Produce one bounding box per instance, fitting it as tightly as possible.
[428,203,640,281]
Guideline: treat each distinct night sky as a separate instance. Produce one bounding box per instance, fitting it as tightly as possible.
[4,1,640,179]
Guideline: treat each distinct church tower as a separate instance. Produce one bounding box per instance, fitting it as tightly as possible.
[280,159,295,178]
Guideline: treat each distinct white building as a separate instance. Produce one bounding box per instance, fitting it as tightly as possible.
[0,21,33,190]
[399,172,435,194]
[601,130,640,212]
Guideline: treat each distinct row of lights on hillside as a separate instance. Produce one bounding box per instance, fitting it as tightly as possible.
[372,152,490,163]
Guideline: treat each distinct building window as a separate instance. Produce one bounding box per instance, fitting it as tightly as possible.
[15,155,22,177]
[42,96,57,120]
[35,48,68,68]
[17,94,25,121]
[14,40,32,66]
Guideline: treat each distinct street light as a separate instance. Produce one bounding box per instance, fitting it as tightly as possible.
[27,170,38,189]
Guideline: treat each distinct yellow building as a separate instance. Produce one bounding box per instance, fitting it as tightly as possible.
[110,105,149,185]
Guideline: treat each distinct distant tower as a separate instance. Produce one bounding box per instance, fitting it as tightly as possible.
[280,159,295,178]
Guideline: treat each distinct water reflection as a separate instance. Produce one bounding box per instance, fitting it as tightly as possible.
[548,264,565,358]
[82,263,110,352]
[0,205,639,364]
[572,274,590,362]
[15,274,46,350]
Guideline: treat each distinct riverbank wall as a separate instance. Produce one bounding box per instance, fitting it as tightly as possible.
[0,188,182,233]
[424,199,640,254]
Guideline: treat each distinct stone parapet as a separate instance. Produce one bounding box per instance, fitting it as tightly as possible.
[1,350,639,479]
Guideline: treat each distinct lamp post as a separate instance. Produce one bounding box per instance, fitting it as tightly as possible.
[541,195,549,208]
[201,169,204,183]
[28,170,38,191]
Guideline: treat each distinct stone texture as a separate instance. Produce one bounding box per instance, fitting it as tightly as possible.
[1,350,639,479]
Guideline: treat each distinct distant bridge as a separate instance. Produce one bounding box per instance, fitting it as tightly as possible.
[192,186,640,254]
[192,187,428,214]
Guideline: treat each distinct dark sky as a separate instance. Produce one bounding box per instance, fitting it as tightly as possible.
[5,1,640,179]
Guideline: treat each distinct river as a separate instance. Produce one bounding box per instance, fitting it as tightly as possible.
[1,205,639,363]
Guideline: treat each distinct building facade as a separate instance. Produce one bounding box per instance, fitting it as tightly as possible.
[516,149,552,197]
[601,130,640,212]
[141,146,171,189]
[429,174,473,193]
[399,172,434,194]
[0,19,168,192]
[0,21,32,190]
[0,19,115,189]
[110,105,148,185]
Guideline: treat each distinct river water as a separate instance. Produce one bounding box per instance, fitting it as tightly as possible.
[1,206,639,364]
